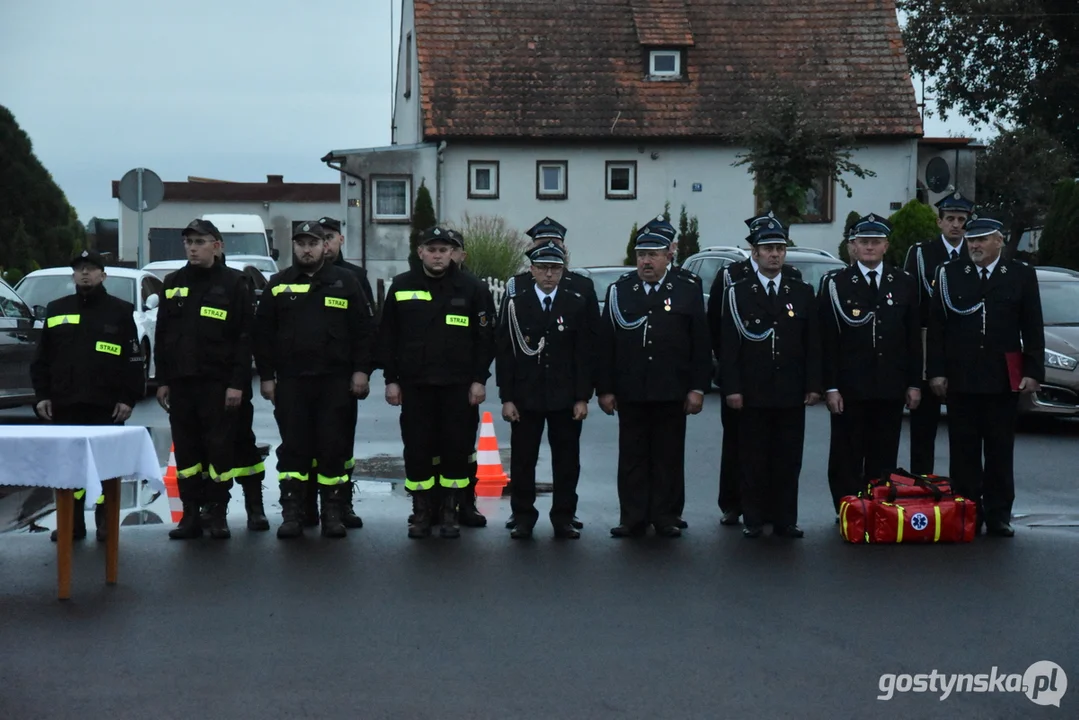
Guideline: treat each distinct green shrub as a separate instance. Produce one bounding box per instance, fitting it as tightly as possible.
[446,213,529,281]
[838,210,860,263]
[1039,179,1079,270]
[886,200,938,267]
[409,181,436,263]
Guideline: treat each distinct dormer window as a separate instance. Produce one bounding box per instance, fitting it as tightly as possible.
[649,49,682,78]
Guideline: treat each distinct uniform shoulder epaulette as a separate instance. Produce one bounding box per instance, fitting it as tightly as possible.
[506,275,517,298]
[619,269,636,280]
[675,270,699,284]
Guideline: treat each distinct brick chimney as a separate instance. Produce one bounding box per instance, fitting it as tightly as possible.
[267,174,284,184]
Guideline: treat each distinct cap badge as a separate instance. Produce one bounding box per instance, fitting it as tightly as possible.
[853,308,861,317]
[302,223,311,231]
[868,214,876,222]
[953,191,961,199]
[81,250,89,257]
[433,228,441,235]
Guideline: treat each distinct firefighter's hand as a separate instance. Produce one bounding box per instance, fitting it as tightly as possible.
[156,385,170,413]
[35,399,53,421]
[826,390,844,414]
[929,377,948,398]
[469,382,486,406]
[572,400,588,421]
[385,382,402,406]
[502,401,520,423]
[260,380,276,406]
[1019,376,1041,394]
[598,393,617,415]
[112,402,132,423]
[351,372,370,400]
[725,393,743,410]
[225,387,243,410]
[684,391,704,415]
[906,387,922,410]
[805,392,821,407]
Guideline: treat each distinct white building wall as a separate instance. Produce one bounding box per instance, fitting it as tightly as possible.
[117,200,341,267]
[437,140,917,267]
[391,0,422,146]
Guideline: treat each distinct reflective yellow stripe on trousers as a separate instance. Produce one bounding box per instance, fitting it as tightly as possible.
[316,474,348,486]
[176,462,203,479]
[278,471,309,482]
[405,477,436,491]
[439,476,469,489]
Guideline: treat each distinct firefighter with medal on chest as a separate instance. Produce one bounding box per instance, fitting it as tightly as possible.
[597,220,711,538]
[719,219,821,538]
[497,240,592,539]
[927,215,1044,537]
[820,214,922,517]
[903,192,974,475]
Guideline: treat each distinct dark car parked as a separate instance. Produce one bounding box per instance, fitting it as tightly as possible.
[0,278,42,410]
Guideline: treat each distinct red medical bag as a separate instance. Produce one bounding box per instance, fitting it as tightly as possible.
[839,469,977,544]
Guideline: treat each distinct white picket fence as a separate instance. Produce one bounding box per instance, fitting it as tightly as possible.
[485,276,507,309]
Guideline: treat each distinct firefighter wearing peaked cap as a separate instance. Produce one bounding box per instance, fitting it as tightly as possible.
[155,218,256,540]
[254,221,376,539]
[903,191,974,474]
[819,214,922,517]
[31,250,144,543]
[926,215,1044,537]
[705,212,803,527]
[376,226,496,539]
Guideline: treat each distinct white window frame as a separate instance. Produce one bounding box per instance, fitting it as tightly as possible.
[649,50,681,78]
[371,176,412,222]
[468,161,499,199]
[605,161,637,200]
[536,160,568,200]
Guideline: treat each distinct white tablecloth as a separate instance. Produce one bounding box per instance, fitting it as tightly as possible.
[0,425,165,501]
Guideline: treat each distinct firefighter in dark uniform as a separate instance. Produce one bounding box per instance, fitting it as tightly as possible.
[504,217,597,532]
[597,225,711,538]
[155,219,255,540]
[719,220,822,538]
[32,250,143,542]
[903,192,974,474]
[496,241,592,539]
[255,221,374,538]
[705,212,804,527]
[308,216,376,531]
[377,226,496,539]
[927,216,1044,537]
[821,227,855,520]
[820,214,922,515]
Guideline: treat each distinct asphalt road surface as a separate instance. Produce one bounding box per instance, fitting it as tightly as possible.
[2,376,1077,719]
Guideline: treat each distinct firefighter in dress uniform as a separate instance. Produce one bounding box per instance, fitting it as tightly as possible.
[155,219,256,540]
[903,192,974,474]
[597,224,711,538]
[705,212,804,527]
[820,214,922,515]
[496,241,592,539]
[32,250,143,542]
[377,226,496,539]
[504,217,597,532]
[927,215,1044,537]
[719,219,822,538]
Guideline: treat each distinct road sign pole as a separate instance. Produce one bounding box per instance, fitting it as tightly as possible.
[136,168,145,268]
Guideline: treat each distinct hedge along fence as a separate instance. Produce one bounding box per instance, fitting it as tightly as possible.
[445,213,531,282]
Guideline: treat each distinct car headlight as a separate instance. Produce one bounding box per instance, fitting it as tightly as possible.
[1045,349,1078,371]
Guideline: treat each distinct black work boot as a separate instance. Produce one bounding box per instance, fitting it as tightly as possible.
[303,478,320,527]
[340,480,363,529]
[169,478,205,539]
[239,478,270,531]
[204,482,232,539]
[457,482,486,528]
[408,492,433,539]
[319,485,347,539]
[94,502,108,542]
[277,480,306,539]
[440,490,461,539]
[51,493,88,542]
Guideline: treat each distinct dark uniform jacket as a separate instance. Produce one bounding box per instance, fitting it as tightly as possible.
[495,276,592,411]
[819,264,921,400]
[927,258,1045,394]
[333,255,376,317]
[707,258,803,364]
[377,261,495,387]
[155,262,254,389]
[31,285,143,409]
[597,270,711,403]
[720,273,822,407]
[904,235,966,328]
[254,263,374,380]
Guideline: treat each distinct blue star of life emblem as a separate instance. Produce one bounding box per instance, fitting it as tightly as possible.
[911,512,928,531]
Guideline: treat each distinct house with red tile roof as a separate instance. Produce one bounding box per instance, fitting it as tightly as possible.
[323,0,926,282]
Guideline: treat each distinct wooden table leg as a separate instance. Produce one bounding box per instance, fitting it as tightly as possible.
[103,478,120,585]
[55,489,73,601]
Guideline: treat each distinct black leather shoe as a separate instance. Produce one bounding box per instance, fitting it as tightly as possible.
[675,517,688,529]
[657,525,682,538]
[720,510,741,526]
[505,514,517,529]
[571,516,584,530]
[510,525,533,539]
[986,521,1015,537]
[553,523,580,539]
[773,525,804,538]
[610,524,646,538]
[742,525,764,538]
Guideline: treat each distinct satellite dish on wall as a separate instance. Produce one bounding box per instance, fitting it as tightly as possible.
[925,157,951,194]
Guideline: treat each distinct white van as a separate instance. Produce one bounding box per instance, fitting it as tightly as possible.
[200,214,280,262]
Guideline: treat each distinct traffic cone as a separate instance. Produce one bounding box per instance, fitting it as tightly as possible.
[163,444,183,523]
[474,411,508,497]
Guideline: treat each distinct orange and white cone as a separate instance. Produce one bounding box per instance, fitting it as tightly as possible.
[475,411,509,497]
[163,444,183,523]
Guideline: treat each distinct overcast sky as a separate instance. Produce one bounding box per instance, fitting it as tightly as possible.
[1,0,981,224]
